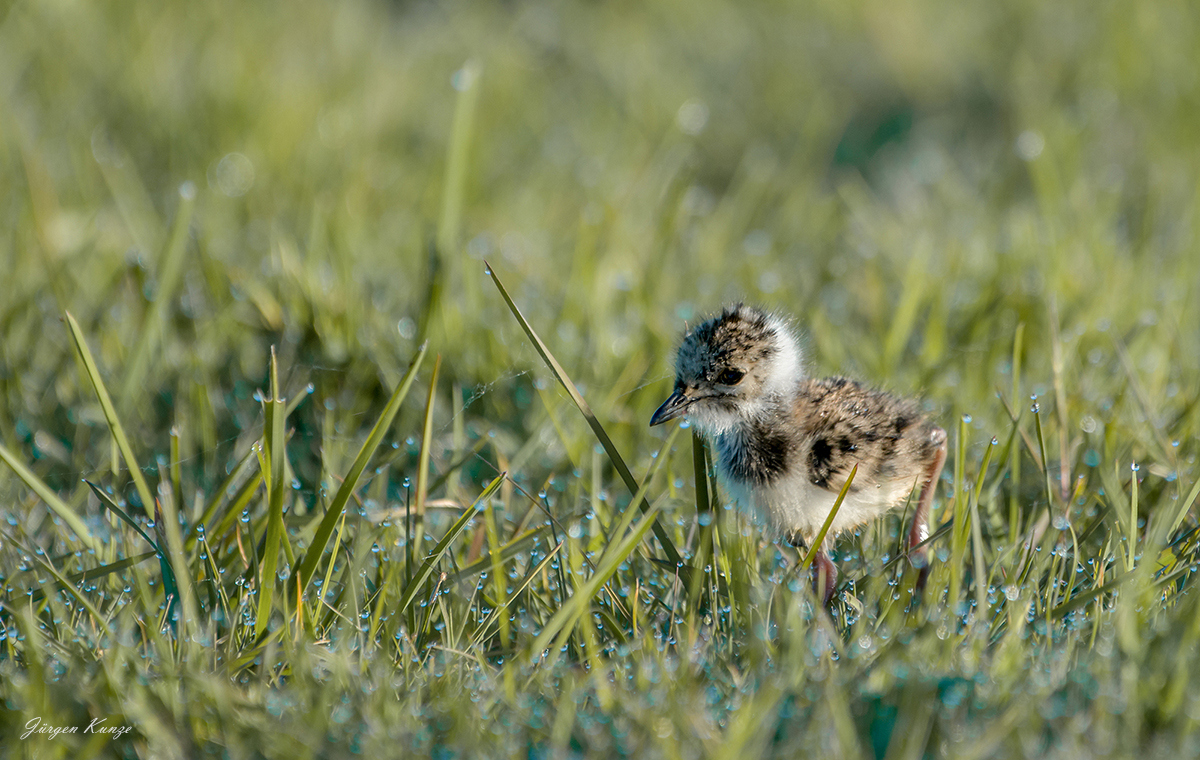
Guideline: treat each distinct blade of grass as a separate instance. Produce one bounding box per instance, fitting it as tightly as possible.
[118,184,195,411]
[687,431,713,605]
[2,549,157,605]
[293,343,427,592]
[446,525,550,583]
[0,529,114,639]
[486,262,682,566]
[969,439,996,621]
[469,542,562,649]
[1009,322,1025,540]
[483,467,510,644]
[437,60,479,258]
[84,479,179,600]
[882,237,929,373]
[531,493,667,662]
[412,354,442,559]
[395,473,506,617]
[64,311,156,520]
[799,464,857,576]
[256,348,289,638]
[0,443,100,552]
[949,415,969,605]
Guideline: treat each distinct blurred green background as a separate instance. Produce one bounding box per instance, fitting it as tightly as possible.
[4,0,1200,756]
[6,0,1196,471]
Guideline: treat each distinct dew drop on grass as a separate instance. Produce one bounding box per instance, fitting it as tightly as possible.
[962,414,972,424]
[1131,462,1140,472]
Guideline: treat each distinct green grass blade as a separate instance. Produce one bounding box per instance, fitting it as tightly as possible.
[412,354,441,559]
[293,343,428,592]
[531,493,667,661]
[395,473,506,617]
[486,262,682,566]
[470,542,562,649]
[64,311,156,521]
[189,445,259,550]
[255,349,290,637]
[118,184,195,410]
[687,431,714,605]
[0,443,100,552]
[799,464,857,576]
[445,525,550,584]
[84,479,159,550]
[437,60,479,257]
[2,547,157,605]
[86,477,182,619]
[969,439,996,620]
[0,529,114,639]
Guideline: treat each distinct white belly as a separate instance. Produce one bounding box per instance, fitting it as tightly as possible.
[721,467,915,544]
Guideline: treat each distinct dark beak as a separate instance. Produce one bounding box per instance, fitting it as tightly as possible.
[650,389,692,427]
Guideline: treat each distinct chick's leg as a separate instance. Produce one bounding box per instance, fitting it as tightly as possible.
[908,427,948,588]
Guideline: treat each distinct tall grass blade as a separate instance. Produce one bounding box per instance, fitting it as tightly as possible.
[64,311,156,520]
[412,354,442,558]
[84,480,178,609]
[256,349,289,637]
[687,431,714,604]
[799,464,857,576]
[3,549,157,605]
[395,473,506,617]
[118,184,195,410]
[486,262,682,566]
[293,343,428,591]
[0,443,99,552]
[531,494,666,662]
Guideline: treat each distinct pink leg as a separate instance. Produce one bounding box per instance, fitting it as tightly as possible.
[813,549,838,605]
[787,531,839,605]
[908,428,948,588]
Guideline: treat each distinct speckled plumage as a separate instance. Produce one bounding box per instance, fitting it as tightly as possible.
[651,305,947,601]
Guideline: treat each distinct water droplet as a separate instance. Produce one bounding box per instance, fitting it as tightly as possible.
[991,437,999,445]
[1131,462,1140,472]
[961,414,972,424]
[1030,402,1040,414]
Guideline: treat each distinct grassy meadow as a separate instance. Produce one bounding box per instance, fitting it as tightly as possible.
[3,0,1200,757]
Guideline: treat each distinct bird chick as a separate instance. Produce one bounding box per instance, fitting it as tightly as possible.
[650,305,947,603]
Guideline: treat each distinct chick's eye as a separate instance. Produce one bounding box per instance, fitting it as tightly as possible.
[717,368,745,386]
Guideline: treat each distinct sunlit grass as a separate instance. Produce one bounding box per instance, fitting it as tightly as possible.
[3,0,1200,757]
